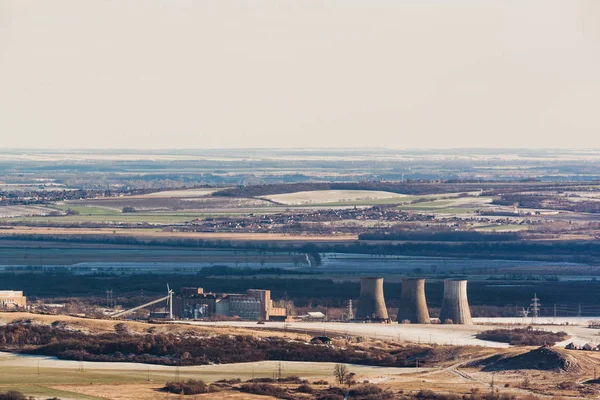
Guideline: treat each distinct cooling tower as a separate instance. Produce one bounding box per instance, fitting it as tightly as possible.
[355,277,389,320]
[439,279,472,324]
[397,278,430,324]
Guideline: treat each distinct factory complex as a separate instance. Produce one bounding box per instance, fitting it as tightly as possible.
[173,287,289,321]
[2,278,472,325]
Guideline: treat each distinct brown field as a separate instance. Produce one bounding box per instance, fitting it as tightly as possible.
[48,384,272,400]
[3,313,600,399]
[0,312,308,339]
[0,226,357,242]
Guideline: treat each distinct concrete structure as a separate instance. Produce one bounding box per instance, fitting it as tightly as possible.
[397,278,430,324]
[355,277,389,321]
[0,290,27,309]
[173,287,287,321]
[439,279,472,324]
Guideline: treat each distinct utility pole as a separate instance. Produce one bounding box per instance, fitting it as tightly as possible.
[530,294,540,323]
[278,362,282,380]
[554,304,557,324]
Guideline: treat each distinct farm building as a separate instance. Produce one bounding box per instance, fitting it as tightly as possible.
[173,287,287,321]
[0,290,27,309]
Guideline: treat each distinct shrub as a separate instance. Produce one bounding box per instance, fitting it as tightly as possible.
[164,379,209,395]
[317,395,344,400]
[279,375,306,384]
[0,391,33,400]
[297,383,314,393]
[238,383,294,399]
[476,328,569,346]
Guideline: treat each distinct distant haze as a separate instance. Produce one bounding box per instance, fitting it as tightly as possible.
[1,1,599,149]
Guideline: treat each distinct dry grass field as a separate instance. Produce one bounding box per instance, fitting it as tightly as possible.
[0,205,53,218]
[0,312,307,339]
[3,313,600,399]
[0,226,358,242]
[261,190,407,205]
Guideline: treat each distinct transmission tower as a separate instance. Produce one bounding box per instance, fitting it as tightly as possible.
[530,293,541,323]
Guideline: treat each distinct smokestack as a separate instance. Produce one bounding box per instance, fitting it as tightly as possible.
[397,278,430,324]
[439,279,472,324]
[355,277,388,320]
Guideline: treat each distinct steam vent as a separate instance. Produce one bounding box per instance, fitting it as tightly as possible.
[439,279,472,324]
[355,277,389,320]
[397,278,430,324]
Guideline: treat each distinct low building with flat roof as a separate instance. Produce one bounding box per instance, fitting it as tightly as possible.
[0,290,27,309]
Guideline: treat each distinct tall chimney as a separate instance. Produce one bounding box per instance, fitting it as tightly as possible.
[439,279,472,324]
[397,278,430,324]
[355,277,388,320]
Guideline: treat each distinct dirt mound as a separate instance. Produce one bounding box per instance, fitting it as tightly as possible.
[471,347,582,373]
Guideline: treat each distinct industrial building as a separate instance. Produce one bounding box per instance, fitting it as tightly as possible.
[173,287,288,321]
[0,290,27,310]
[355,277,389,321]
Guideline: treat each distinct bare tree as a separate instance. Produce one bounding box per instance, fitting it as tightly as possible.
[333,364,349,384]
[344,372,356,388]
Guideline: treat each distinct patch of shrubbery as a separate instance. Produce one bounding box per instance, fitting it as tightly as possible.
[412,390,519,400]
[0,391,36,400]
[2,322,440,367]
[475,327,569,346]
[164,379,213,395]
[238,383,295,399]
[296,384,314,393]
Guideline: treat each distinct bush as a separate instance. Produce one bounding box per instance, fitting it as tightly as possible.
[476,328,569,346]
[279,375,307,384]
[238,383,295,399]
[0,391,33,400]
[164,379,209,395]
[297,383,314,393]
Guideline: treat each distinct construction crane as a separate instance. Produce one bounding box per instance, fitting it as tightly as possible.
[111,284,174,319]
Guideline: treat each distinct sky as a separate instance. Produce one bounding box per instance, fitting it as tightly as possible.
[0,0,599,149]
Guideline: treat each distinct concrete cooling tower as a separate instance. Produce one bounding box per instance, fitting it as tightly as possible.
[355,277,389,320]
[439,279,472,324]
[397,278,430,324]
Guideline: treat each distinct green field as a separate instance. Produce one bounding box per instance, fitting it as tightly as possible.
[8,204,281,225]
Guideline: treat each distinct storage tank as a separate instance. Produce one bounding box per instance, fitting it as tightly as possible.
[397,278,430,324]
[355,277,388,320]
[439,279,472,324]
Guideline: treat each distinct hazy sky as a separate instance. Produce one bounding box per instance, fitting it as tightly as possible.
[1,1,599,149]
